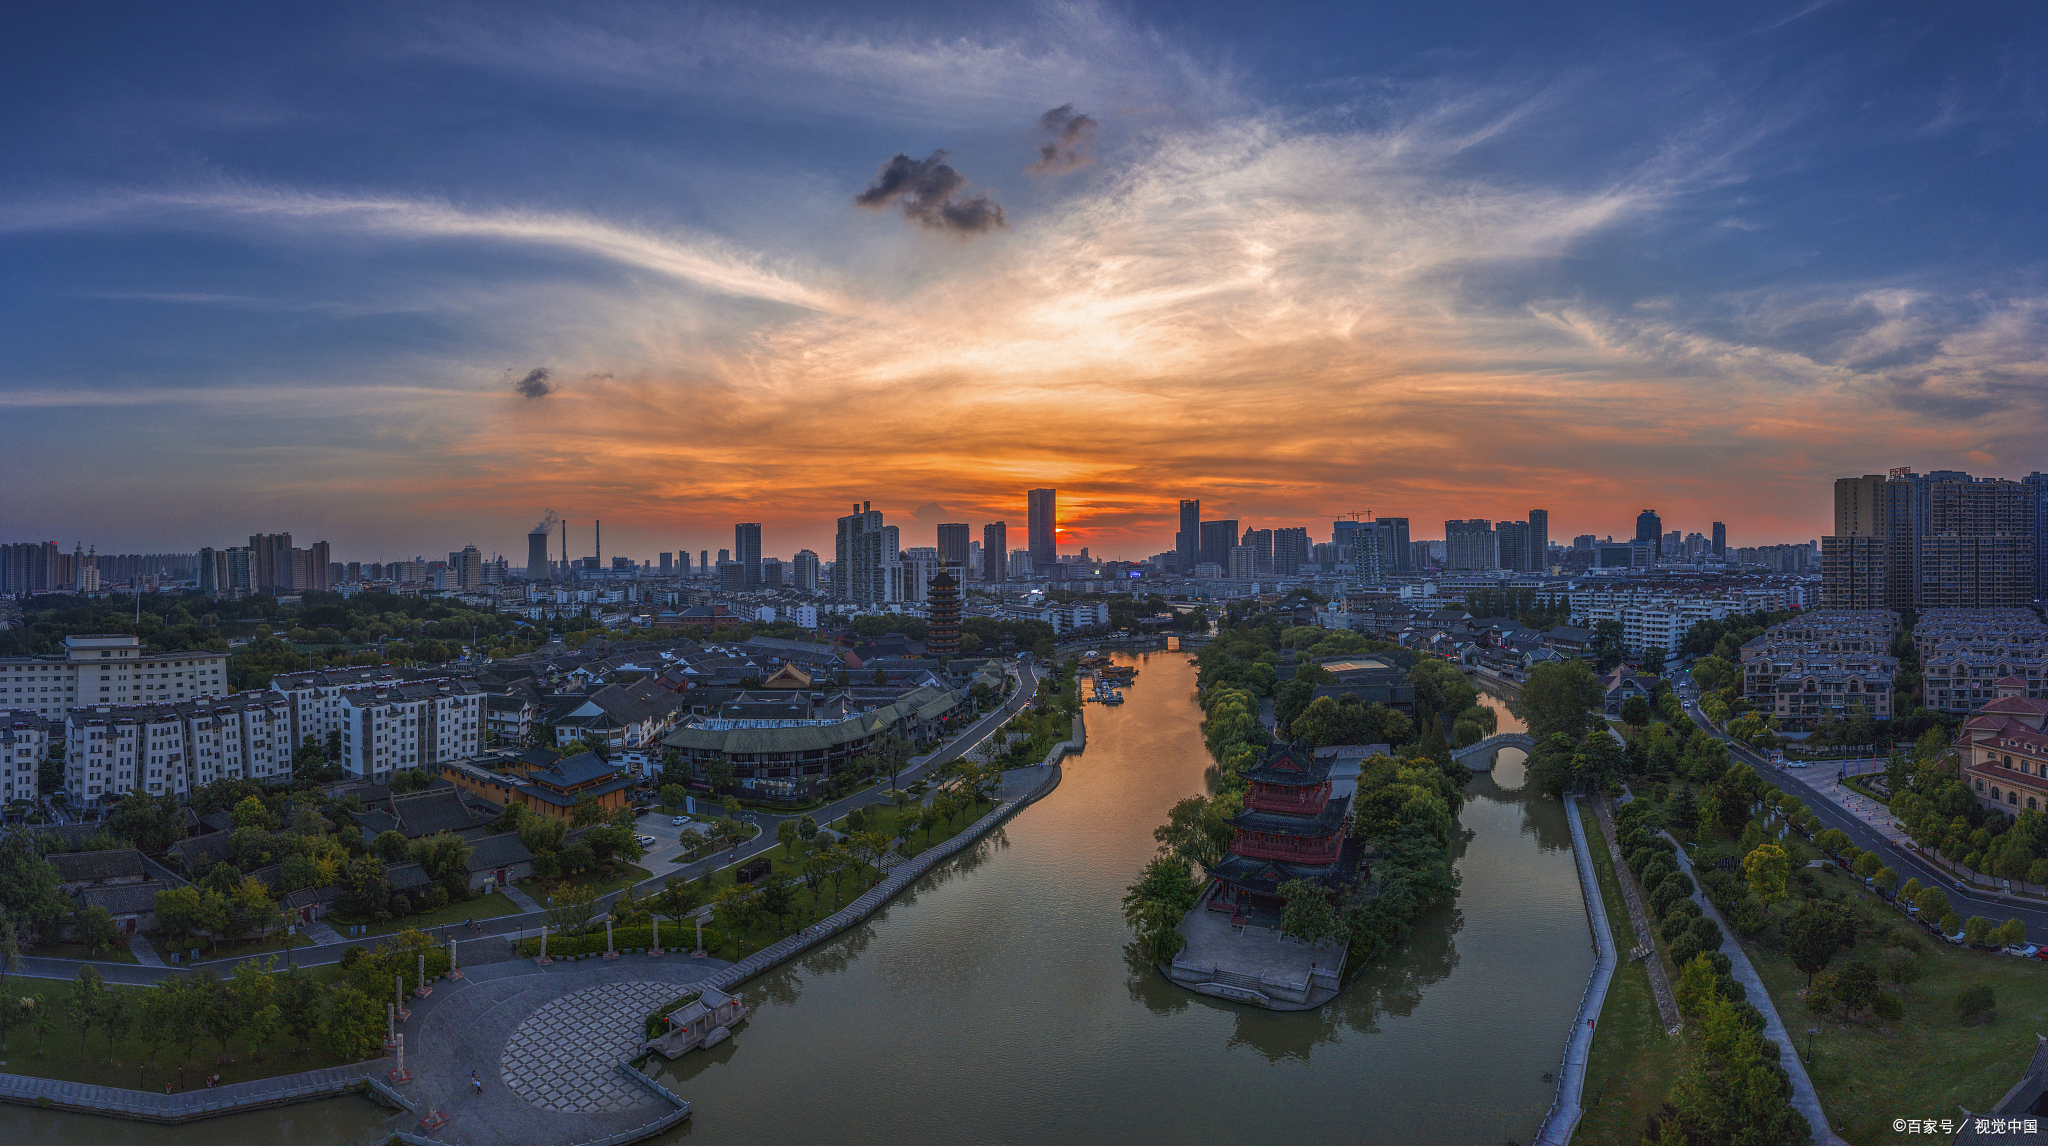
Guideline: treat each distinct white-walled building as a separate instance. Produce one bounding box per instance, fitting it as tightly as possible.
[336,678,484,779]
[0,635,229,725]
[1,711,49,804]
[64,690,294,805]
[268,665,408,751]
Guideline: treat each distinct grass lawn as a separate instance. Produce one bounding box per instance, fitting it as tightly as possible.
[0,980,355,1090]
[1576,803,1686,1146]
[29,942,138,965]
[349,887,529,938]
[521,864,653,903]
[1737,866,2048,1144]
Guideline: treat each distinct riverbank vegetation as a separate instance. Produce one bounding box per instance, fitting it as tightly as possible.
[0,930,451,1089]
[1122,609,1464,973]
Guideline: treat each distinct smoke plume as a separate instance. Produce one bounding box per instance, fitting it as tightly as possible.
[1026,104,1098,174]
[530,508,560,535]
[512,367,555,399]
[854,151,1007,235]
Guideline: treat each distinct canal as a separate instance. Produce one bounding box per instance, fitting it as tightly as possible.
[5,656,1590,1146]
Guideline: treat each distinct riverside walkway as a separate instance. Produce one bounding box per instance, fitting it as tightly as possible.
[1531,794,1618,1146]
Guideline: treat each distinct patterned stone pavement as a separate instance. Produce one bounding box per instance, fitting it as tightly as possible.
[500,980,683,1113]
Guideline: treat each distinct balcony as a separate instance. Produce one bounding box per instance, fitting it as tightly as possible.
[1231,831,1344,865]
[1245,784,1329,815]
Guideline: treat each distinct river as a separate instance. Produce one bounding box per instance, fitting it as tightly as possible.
[8,657,1590,1146]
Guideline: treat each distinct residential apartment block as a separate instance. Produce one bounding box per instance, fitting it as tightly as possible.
[1736,609,1900,731]
[0,635,229,724]
[0,711,48,803]
[1958,688,2048,814]
[1914,608,2048,713]
[336,679,485,780]
[267,665,410,752]
[64,690,294,805]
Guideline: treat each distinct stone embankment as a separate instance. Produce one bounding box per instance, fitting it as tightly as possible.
[1531,794,1618,1146]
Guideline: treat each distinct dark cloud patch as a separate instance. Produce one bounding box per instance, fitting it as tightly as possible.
[913,501,951,524]
[1027,104,1098,174]
[854,151,1007,235]
[511,367,555,399]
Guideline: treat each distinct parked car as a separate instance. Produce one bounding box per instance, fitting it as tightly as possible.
[2035,947,2048,962]
[670,815,693,826]
[2002,944,2040,958]
[1944,930,1968,946]
[635,834,657,847]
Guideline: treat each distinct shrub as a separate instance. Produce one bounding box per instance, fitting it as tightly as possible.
[1650,882,1688,918]
[1871,993,1904,1022]
[1664,897,1702,922]
[1954,982,1995,1022]
[1689,917,1724,951]
[1661,915,1695,944]
[1669,935,1703,968]
[1723,898,1769,936]
[1654,869,1695,899]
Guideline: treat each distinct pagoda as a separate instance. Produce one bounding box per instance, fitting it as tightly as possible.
[926,568,961,654]
[1204,741,1361,924]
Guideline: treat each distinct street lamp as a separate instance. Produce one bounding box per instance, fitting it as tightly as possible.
[1806,1027,1819,1066]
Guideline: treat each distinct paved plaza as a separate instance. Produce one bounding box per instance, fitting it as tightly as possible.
[394,954,730,1146]
[1166,906,1343,1009]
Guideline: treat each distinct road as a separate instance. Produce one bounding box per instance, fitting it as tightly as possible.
[1669,668,2048,943]
[15,660,1047,986]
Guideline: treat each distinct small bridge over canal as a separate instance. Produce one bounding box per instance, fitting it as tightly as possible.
[1454,731,1535,770]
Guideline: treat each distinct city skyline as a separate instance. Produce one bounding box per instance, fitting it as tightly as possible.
[5,4,2044,557]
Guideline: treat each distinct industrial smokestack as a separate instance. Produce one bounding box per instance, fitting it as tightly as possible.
[596,519,601,567]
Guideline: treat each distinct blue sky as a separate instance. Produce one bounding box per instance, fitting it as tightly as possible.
[3,1,2044,562]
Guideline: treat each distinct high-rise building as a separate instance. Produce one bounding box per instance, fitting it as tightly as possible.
[452,545,482,589]
[1227,545,1256,580]
[1028,489,1058,571]
[1445,519,1499,570]
[1527,511,1548,571]
[660,552,673,575]
[1634,511,1662,547]
[699,550,709,578]
[1009,549,1033,579]
[834,503,900,603]
[1711,522,1726,557]
[936,523,971,571]
[249,533,292,593]
[1496,520,1534,572]
[1920,477,2035,608]
[1273,527,1311,574]
[1198,519,1239,569]
[1177,499,1200,569]
[735,523,763,587]
[2028,473,2048,603]
[1241,528,1274,574]
[983,522,1007,583]
[197,547,223,598]
[791,549,820,593]
[1380,517,1413,573]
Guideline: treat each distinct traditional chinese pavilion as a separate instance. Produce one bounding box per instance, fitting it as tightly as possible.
[1204,741,1362,924]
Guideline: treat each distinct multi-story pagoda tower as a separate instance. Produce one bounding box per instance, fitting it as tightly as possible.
[1204,741,1359,923]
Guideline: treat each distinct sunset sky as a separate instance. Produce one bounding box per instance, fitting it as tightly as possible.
[4,1,2045,563]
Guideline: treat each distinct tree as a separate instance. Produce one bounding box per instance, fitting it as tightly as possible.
[0,829,64,938]
[1667,989,1811,1145]
[409,832,474,901]
[99,988,132,1064]
[67,965,105,1063]
[1913,886,1950,921]
[1520,660,1602,741]
[371,829,410,863]
[1278,878,1340,944]
[1122,856,1201,963]
[1784,902,1855,986]
[1741,843,1790,907]
[710,884,761,958]
[658,784,689,812]
[320,983,385,1059]
[274,966,323,1051]
[776,819,802,858]
[758,874,796,929]
[1619,696,1652,728]
[1674,953,1718,1019]
[544,882,601,935]
[1991,918,2029,948]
